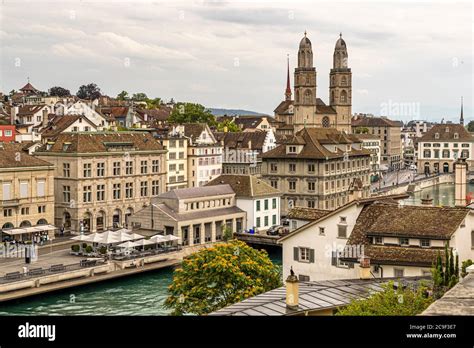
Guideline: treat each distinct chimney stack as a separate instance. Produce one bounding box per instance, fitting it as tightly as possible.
[359,256,372,279]
[10,106,17,125]
[42,108,49,129]
[285,267,299,309]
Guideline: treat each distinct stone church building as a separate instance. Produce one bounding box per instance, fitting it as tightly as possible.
[274,32,352,135]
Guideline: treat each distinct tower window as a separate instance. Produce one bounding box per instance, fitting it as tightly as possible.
[340,90,347,103]
[341,76,347,86]
[304,89,312,104]
[322,117,330,128]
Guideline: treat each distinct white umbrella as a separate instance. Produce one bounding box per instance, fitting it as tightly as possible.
[162,235,180,242]
[71,234,90,242]
[99,232,121,245]
[85,233,104,243]
[149,234,167,243]
[115,228,132,234]
[126,232,145,241]
[134,239,155,247]
[116,241,139,248]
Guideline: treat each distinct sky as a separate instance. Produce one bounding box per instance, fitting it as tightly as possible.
[0,0,473,122]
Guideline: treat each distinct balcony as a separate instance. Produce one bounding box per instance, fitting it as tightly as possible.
[1,199,20,207]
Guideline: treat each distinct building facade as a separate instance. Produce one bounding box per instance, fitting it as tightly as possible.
[34,132,167,233]
[157,125,188,191]
[261,127,372,214]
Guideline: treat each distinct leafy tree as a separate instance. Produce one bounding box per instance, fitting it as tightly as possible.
[467,121,474,132]
[354,127,369,134]
[76,83,102,100]
[222,225,233,242]
[336,281,433,316]
[145,97,162,109]
[164,240,282,315]
[168,102,216,125]
[132,93,148,102]
[432,243,459,298]
[461,259,473,277]
[217,119,241,132]
[116,91,129,100]
[48,86,71,97]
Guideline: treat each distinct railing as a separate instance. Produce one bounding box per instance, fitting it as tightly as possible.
[0,259,107,285]
[110,246,181,261]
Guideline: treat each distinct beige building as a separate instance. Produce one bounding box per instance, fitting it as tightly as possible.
[274,33,352,135]
[0,143,55,240]
[34,132,167,233]
[129,185,246,245]
[352,115,402,170]
[261,127,372,214]
[417,123,474,174]
[157,125,188,191]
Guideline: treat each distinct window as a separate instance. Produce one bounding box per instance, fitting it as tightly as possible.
[319,227,325,235]
[338,224,347,238]
[97,162,105,177]
[394,268,404,277]
[2,182,11,200]
[178,163,184,171]
[152,180,160,196]
[37,180,45,197]
[113,183,121,199]
[434,132,439,139]
[122,161,132,175]
[399,238,409,246]
[256,200,261,211]
[272,198,277,209]
[272,214,277,225]
[97,184,105,201]
[420,239,430,247]
[63,163,70,177]
[169,140,176,148]
[270,180,278,189]
[83,186,92,202]
[179,152,184,159]
[3,208,12,217]
[454,133,459,139]
[307,200,315,208]
[442,150,450,158]
[140,181,148,197]
[308,163,315,172]
[264,216,269,227]
[63,186,71,202]
[289,163,296,172]
[270,163,278,172]
[374,236,383,245]
[288,146,297,153]
[423,150,431,158]
[38,205,46,213]
[141,161,148,174]
[169,152,176,160]
[340,216,347,223]
[289,181,296,191]
[152,160,160,173]
[256,217,261,228]
[264,199,269,210]
[295,247,314,263]
[308,182,315,191]
[113,162,121,176]
[83,163,92,177]
[298,275,310,282]
[169,164,176,171]
[125,182,133,198]
[21,207,29,215]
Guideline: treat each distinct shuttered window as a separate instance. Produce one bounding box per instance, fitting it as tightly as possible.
[20,181,28,198]
[338,224,347,238]
[37,180,45,197]
[293,247,314,263]
[2,183,11,200]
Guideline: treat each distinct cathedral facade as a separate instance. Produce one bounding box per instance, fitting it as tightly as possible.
[274,32,352,134]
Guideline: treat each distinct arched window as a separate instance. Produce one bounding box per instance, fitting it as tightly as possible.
[341,76,347,86]
[303,89,312,104]
[37,219,48,225]
[443,163,449,173]
[322,116,330,128]
[340,90,347,103]
[2,222,13,229]
[20,221,31,228]
[295,90,300,103]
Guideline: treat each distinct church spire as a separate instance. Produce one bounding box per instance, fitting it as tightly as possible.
[285,54,292,101]
[460,96,464,126]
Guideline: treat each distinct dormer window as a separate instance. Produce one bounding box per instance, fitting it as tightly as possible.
[434,132,440,139]
[445,127,449,133]
[454,133,459,139]
[288,146,297,153]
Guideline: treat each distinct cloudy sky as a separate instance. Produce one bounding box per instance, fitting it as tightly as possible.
[1,0,472,122]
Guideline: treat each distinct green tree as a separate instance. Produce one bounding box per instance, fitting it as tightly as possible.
[168,102,216,125]
[461,259,473,277]
[132,93,148,102]
[432,244,459,298]
[145,97,162,109]
[355,127,369,134]
[467,120,474,132]
[217,119,240,132]
[76,83,102,100]
[336,281,433,316]
[116,91,129,100]
[48,86,71,97]
[222,225,233,242]
[164,240,282,315]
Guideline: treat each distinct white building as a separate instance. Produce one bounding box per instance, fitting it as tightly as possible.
[355,134,381,176]
[185,123,223,187]
[65,100,108,128]
[279,195,474,282]
[206,174,281,231]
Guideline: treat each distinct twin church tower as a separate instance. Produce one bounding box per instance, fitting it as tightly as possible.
[274,32,352,134]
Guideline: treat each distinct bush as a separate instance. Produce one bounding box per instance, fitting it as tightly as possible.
[71,245,80,252]
[99,246,107,254]
[462,259,473,278]
[82,243,87,249]
[85,245,93,253]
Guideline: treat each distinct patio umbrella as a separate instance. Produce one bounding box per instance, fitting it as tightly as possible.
[133,238,155,251]
[83,233,104,243]
[99,232,121,245]
[162,235,180,242]
[71,234,90,242]
[116,241,139,248]
[114,228,132,234]
[149,234,167,243]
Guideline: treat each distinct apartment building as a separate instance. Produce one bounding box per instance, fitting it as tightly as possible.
[34,132,167,233]
[0,143,55,240]
[354,133,381,177]
[184,123,223,187]
[261,127,372,214]
[157,125,188,191]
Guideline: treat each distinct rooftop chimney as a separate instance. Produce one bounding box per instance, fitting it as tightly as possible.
[10,106,16,125]
[285,267,299,309]
[42,108,49,129]
[359,256,372,279]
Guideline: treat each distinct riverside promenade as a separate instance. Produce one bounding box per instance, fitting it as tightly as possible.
[0,242,209,303]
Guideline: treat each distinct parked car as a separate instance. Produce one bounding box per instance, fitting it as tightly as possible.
[267,225,282,236]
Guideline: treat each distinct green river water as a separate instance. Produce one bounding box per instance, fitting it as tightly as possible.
[0,247,282,316]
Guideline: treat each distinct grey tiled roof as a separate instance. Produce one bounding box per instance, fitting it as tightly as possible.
[158,184,235,200]
[153,203,244,221]
[209,277,429,316]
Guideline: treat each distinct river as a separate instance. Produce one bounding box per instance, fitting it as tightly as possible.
[402,183,474,206]
[0,246,281,316]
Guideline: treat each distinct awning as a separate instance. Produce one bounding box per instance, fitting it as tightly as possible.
[2,224,57,235]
